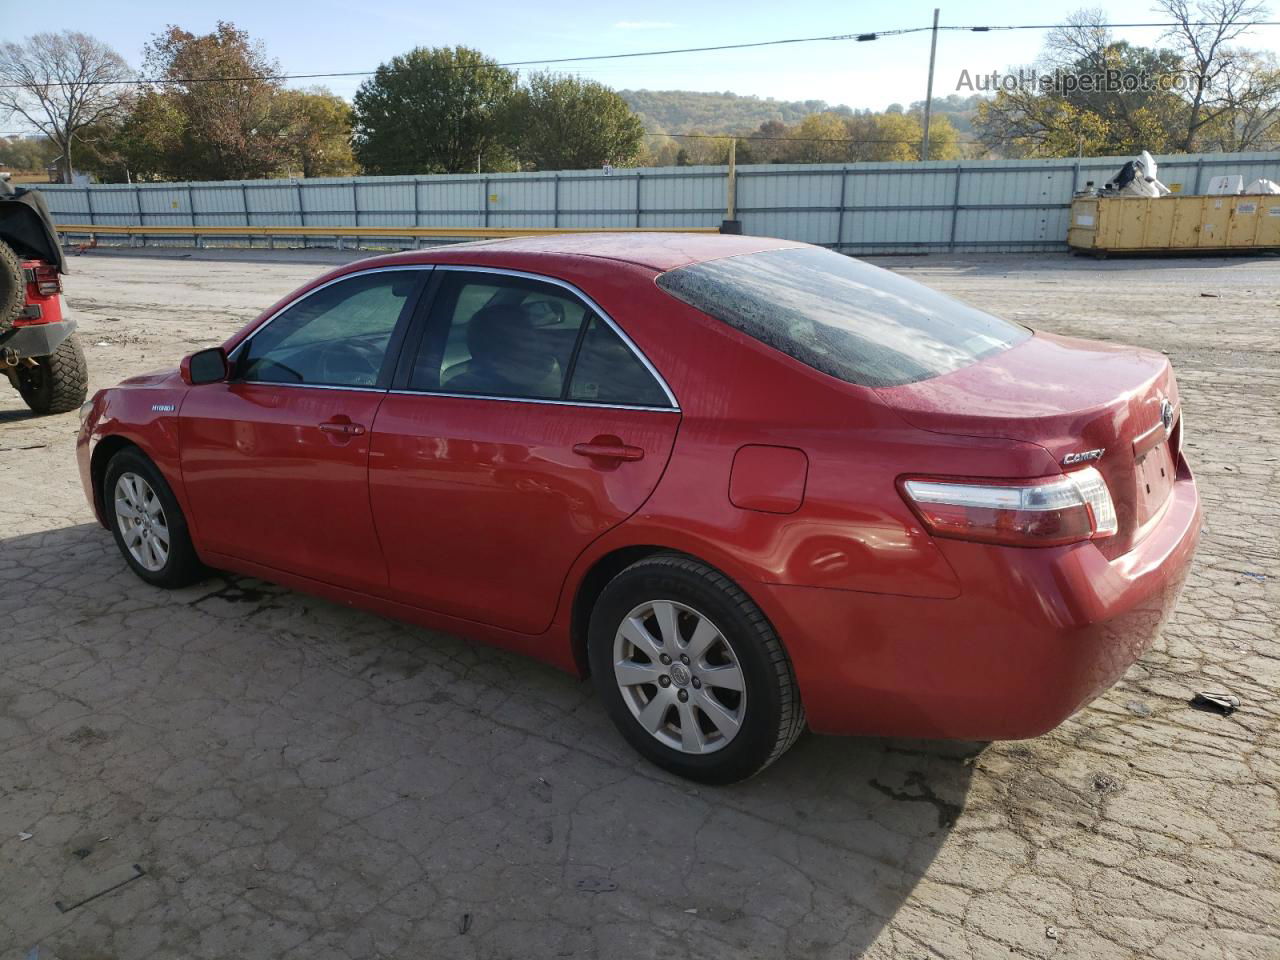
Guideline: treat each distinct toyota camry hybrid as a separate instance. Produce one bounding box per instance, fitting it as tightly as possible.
[77,234,1202,783]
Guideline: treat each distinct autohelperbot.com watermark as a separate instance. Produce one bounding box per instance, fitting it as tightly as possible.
[956,67,1202,94]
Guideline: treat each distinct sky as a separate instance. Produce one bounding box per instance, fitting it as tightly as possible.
[3,0,1280,129]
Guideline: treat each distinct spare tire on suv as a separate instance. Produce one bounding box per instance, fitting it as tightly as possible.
[0,233,22,332]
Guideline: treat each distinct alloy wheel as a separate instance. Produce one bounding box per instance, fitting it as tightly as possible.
[612,599,746,754]
[114,472,170,572]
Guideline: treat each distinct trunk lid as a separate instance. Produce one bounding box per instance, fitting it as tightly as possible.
[877,331,1181,558]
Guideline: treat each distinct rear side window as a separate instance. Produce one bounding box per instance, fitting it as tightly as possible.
[405,270,673,408]
[655,246,1030,387]
[413,273,585,399]
[568,316,669,407]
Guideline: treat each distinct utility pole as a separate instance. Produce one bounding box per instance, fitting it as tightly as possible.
[721,138,742,234]
[921,8,940,162]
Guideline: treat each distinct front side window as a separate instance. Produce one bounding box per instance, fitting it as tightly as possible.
[238,270,420,387]
[655,246,1030,388]
[407,271,672,407]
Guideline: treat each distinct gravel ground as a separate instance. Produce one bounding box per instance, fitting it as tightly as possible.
[1,248,1276,960]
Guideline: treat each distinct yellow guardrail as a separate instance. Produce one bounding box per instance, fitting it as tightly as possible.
[56,224,718,239]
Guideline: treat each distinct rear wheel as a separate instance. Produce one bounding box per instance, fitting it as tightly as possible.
[16,333,88,415]
[588,554,805,783]
[103,448,205,588]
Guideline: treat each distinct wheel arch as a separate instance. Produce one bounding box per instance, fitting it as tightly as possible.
[568,540,783,679]
[89,435,143,524]
[570,545,670,675]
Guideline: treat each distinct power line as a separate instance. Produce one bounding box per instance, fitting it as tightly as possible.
[646,132,946,145]
[0,28,927,89]
[2,20,1278,89]
[946,20,1280,31]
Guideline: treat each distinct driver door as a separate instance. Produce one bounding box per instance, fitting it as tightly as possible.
[180,267,428,592]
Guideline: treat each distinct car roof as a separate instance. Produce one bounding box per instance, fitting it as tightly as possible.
[375,232,806,273]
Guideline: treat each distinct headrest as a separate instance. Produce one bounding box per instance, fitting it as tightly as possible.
[465,304,558,383]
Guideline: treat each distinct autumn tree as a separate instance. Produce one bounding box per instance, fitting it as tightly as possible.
[864,112,921,161]
[975,12,1189,156]
[112,88,186,180]
[917,113,961,160]
[0,32,133,183]
[278,88,357,177]
[353,47,518,174]
[510,72,644,170]
[0,135,58,173]
[975,5,1277,156]
[642,127,682,166]
[772,111,961,164]
[136,22,293,180]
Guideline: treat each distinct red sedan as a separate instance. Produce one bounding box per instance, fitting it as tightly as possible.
[77,234,1201,783]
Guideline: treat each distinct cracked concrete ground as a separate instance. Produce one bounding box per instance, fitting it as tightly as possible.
[1,248,1276,960]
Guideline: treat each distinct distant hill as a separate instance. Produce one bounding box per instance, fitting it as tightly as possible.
[908,94,984,136]
[619,89,985,137]
[619,90,853,134]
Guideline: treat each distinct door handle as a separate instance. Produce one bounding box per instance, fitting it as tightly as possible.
[319,419,366,436]
[573,438,644,462]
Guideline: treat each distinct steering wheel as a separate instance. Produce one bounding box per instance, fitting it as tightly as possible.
[319,341,382,385]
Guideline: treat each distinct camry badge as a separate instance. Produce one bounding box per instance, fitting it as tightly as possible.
[1160,398,1174,431]
[1062,448,1105,466]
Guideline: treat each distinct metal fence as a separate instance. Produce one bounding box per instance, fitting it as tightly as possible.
[39,151,1280,254]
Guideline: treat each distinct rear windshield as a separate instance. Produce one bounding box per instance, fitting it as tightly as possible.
[655,246,1030,387]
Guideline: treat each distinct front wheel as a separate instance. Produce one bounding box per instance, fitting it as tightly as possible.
[17,333,88,414]
[588,554,805,784]
[103,448,205,588]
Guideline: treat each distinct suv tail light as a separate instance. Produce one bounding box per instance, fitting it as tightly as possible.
[901,467,1118,548]
[24,264,61,296]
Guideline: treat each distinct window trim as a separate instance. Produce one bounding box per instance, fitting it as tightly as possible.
[395,265,679,412]
[226,265,433,390]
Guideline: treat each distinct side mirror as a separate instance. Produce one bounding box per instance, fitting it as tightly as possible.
[181,347,229,385]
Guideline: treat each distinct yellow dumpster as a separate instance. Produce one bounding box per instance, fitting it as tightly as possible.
[1068,194,1280,254]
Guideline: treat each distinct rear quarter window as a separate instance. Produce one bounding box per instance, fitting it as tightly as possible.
[655,246,1030,387]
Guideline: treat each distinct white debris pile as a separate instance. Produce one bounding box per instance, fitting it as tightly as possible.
[1103,151,1172,197]
[1099,151,1278,197]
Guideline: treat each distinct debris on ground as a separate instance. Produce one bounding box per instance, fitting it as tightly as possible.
[574,877,618,894]
[1046,925,1060,940]
[1093,773,1123,794]
[1190,691,1241,715]
[17,832,32,841]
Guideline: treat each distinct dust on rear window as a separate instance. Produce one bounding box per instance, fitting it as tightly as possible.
[655,246,1030,387]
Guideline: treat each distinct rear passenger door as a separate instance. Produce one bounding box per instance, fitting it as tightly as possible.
[368,267,681,635]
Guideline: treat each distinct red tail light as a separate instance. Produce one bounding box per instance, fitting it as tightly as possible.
[24,263,61,296]
[900,467,1118,548]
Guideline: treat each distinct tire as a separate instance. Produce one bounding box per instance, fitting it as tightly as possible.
[0,239,22,332]
[588,554,805,784]
[17,333,88,415]
[103,448,205,588]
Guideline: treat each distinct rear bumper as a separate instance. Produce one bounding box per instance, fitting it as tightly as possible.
[0,316,76,358]
[755,471,1202,739]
